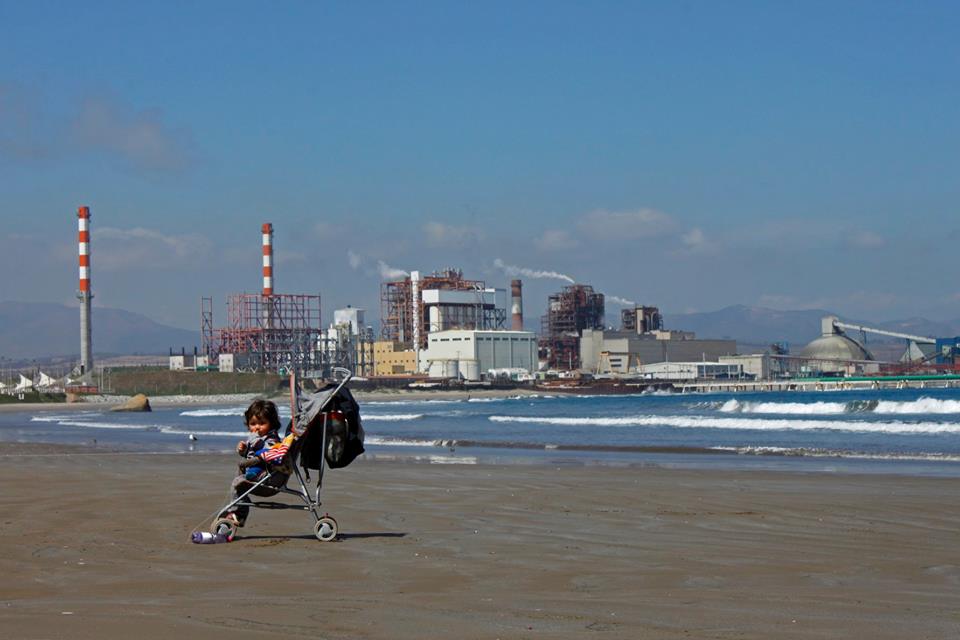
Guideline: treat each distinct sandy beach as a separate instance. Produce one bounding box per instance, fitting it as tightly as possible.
[2,445,959,639]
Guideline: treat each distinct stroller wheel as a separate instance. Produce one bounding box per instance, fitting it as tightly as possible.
[314,516,338,542]
[212,518,238,540]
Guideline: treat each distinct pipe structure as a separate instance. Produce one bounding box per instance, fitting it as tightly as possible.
[261,222,274,296]
[511,279,523,331]
[77,206,93,377]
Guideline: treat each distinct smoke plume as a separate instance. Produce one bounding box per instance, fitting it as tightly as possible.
[606,295,636,307]
[378,260,409,279]
[494,258,575,284]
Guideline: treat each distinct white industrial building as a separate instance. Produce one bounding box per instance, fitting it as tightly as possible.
[580,329,738,374]
[640,362,744,380]
[424,329,538,381]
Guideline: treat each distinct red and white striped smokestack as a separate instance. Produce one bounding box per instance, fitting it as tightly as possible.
[77,206,93,376]
[511,279,523,331]
[261,222,274,296]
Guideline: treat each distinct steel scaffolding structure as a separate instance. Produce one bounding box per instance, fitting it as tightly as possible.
[209,293,323,374]
[539,284,605,370]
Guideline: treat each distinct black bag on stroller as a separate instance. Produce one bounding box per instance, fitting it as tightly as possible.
[295,383,365,470]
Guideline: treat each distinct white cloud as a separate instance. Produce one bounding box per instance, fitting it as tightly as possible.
[347,250,362,270]
[534,229,578,252]
[70,95,193,172]
[681,227,708,250]
[423,222,483,247]
[94,227,211,270]
[578,208,676,241]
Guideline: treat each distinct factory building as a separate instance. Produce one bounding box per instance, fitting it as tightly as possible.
[373,341,419,376]
[379,268,511,373]
[380,268,507,349]
[539,284,605,370]
[424,329,538,381]
[640,362,744,380]
[581,329,738,374]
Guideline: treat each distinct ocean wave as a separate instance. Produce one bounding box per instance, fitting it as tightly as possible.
[33,418,165,431]
[362,413,425,421]
[714,445,960,462]
[488,414,960,434]
[364,436,438,447]
[362,400,463,406]
[179,408,246,417]
[159,427,245,437]
[719,397,960,416]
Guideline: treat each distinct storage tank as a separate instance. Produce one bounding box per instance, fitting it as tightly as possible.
[428,359,460,379]
[460,359,480,382]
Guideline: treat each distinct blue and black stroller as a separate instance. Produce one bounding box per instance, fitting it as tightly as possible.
[210,369,364,542]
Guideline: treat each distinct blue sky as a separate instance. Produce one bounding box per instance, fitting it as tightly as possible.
[2,1,958,331]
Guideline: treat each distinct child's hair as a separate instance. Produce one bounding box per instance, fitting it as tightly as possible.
[244,399,281,432]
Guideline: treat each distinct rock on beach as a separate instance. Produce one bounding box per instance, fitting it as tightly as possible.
[110,393,152,412]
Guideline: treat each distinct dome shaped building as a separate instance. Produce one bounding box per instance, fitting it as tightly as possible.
[800,316,878,376]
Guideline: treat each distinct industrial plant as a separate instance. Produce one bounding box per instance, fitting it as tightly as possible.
[5,207,960,397]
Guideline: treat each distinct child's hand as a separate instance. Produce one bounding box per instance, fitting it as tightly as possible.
[237,441,248,455]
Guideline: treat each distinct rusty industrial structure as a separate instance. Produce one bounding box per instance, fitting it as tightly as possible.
[202,293,322,373]
[539,284,605,370]
[380,268,506,350]
[200,222,324,374]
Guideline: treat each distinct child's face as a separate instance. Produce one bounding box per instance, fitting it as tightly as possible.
[247,416,272,437]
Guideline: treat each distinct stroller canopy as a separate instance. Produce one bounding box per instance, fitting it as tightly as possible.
[293,384,365,470]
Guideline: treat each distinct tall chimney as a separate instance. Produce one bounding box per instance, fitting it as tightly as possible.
[511,279,523,331]
[261,222,274,296]
[77,206,93,377]
[411,270,422,371]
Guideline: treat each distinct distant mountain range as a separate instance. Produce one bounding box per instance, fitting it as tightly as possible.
[662,304,960,350]
[3,300,959,363]
[0,301,198,362]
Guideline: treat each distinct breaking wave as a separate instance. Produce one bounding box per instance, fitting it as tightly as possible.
[362,413,425,421]
[719,397,960,416]
[488,414,960,434]
[179,408,246,417]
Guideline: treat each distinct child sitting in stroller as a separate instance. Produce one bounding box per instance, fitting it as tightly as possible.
[220,399,290,527]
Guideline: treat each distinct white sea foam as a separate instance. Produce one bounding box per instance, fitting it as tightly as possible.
[362,413,425,421]
[363,400,462,406]
[872,398,960,414]
[35,418,163,431]
[160,427,245,437]
[488,414,960,434]
[719,399,849,414]
[719,397,960,416]
[179,408,246,417]
[364,436,436,447]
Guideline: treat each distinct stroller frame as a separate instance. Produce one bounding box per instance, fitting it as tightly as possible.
[211,368,353,541]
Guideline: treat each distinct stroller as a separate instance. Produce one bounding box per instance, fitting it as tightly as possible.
[210,368,365,542]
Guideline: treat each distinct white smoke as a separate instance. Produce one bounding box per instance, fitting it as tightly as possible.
[494,258,575,284]
[378,260,409,279]
[606,295,636,306]
[347,250,362,270]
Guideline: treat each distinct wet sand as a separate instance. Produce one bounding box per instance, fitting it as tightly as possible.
[3,446,959,639]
